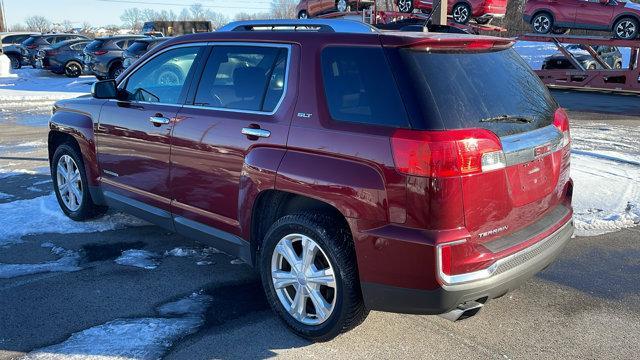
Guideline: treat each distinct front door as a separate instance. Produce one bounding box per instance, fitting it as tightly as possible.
[96,45,204,226]
[170,43,295,238]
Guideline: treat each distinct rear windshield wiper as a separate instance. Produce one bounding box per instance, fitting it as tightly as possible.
[480,115,533,124]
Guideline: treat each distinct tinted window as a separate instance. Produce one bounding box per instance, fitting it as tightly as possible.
[86,40,104,51]
[263,51,288,113]
[321,47,409,128]
[22,37,37,46]
[123,46,201,104]
[127,41,150,56]
[3,35,30,44]
[194,45,286,112]
[391,48,557,136]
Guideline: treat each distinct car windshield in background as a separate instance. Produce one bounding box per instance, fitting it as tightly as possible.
[392,48,558,136]
[126,41,150,56]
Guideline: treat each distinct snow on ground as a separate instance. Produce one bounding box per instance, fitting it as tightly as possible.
[22,292,212,360]
[0,193,146,246]
[0,69,93,101]
[0,244,81,279]
[569,122,640,236]
[115,250,160,270]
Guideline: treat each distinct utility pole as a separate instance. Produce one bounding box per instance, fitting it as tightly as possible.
[432,0,448,26]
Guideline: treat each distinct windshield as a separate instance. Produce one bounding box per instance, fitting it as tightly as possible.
[389,48,558,136]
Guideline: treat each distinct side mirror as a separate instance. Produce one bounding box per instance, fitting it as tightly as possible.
[91,80,117,99]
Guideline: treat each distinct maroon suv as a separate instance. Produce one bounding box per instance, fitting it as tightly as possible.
[48,19,574,341]
[524,0,640,39]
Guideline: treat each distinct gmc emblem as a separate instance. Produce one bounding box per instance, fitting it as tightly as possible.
[534,144,551,157]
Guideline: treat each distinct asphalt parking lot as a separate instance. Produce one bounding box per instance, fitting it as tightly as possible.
[0,90,639,359]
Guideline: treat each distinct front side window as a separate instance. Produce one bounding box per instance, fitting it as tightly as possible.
[321,46,409,128]
[194,45,288,112]
[122,46,201,104]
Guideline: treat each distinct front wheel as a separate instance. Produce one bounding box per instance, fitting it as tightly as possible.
[452,3,472,24]
[64,61,82,78]
[532,12,553,34]
[260,213,368,341]
[336,0,350,13]
[298,10,309,19]
[613,17,639,39]
[52,144,107,220]
[8,54,21,69]
[397,0,414,13]
[109,65,124,79]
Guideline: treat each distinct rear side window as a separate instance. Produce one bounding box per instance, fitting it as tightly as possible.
[391,48,557,136]
[70,42,88,51]
[194,45,288,112]
[321,47,409,128]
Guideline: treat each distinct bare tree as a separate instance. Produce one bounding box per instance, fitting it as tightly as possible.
[204,10,229,29]
[25,15,51,32]
[235,12,271,21]
[9,23,27,31]
[80,21,93,36]
[142,8,156,21]
[190,3,206,21]
[179,8,191,21]
[61,19,74,32]
[270,0,297,19]
[120,8,143,31]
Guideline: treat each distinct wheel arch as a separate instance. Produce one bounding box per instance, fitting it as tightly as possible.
[530,9,555,24]
[611,13,640,31]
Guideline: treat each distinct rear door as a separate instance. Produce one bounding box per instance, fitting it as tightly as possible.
[574,0,615,28]
[96,45,204,227]
[170,43,295,238]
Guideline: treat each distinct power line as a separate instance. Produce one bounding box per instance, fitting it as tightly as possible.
[95,0,272,11]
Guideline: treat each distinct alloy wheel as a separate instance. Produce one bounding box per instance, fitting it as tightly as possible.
[56,154,83,212]
[533,15,551,33]
[336,0,348,12]
[398,0,412,13]
[271,233,337,326]
[66,63,81,77]
[616,20,636,39]
[453,5,470,24]
[298,11,308,19]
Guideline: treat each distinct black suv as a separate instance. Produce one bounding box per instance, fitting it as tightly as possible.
[20,34,88,68]
[83,35,147,79]
[542,45,623,70]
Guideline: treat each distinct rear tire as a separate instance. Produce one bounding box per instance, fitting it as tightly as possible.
[397,0,414,13]
[52,144,107,221]
[109,64,124,79]
[64,61,82,78]
[531,12,553,34]
[7,54,21,69]
[260,213,368,342]
[613,17,639,39]
[452,3,472,25]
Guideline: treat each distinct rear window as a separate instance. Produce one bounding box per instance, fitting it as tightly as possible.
[22,37,37,46]
[321,47,409,128]
[391,48,557,136]
[85,40,104,51]
[126,41,150,55]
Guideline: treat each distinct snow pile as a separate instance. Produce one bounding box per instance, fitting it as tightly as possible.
[115,250,160,270]
[23,292,212,360]
[0,194,146,246]
[570,123,640,236]
[0,244,81,279]
[0,54,13,77]
[165,246,221,266]
[0,69,93,101]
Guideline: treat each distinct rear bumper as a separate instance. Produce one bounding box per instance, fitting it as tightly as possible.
[362,218,574,314]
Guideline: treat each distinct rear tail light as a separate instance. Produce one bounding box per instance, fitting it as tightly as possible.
[391,129,505,178]
[437,239,498,285]
[553,108,571,148]
[45,50,59,56]
[93,50,108,56]
[27,44,37,49]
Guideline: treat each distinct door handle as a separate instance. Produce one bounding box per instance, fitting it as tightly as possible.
[241,127,271,139]
[149,116,170,126]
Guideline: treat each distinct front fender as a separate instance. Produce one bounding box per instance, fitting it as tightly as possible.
[275,150,388,222]
[49,108,100,186]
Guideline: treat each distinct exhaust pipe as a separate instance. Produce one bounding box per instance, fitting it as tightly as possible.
[439,300,484,322]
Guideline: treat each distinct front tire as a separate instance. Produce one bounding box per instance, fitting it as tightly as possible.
[8,54,21,69]
[336,0,350,13]
[52,144,107,221]
[452,3,472,25]
[109,64,124,79]
[613,17,639,39]
[260,213,368,341]
[397,0,414,13]
[532,12,553,34]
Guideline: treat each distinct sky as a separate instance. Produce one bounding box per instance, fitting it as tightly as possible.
[3,0,273,27]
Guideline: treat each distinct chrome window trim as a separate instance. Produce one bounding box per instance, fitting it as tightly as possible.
[184,42,292,116]
[116,41,292,116]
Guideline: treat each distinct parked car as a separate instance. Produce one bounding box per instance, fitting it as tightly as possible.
[396,0,508,24]
[296,0,375,18]
[542,44,623,70]
[35,39,91,77]
[0,32,38,69]
[524,0,640,39]
[48,19,574,341]
[83,35,147,79]
[19,34,89,68]
[122,37,170,69]
[141,21,212,36]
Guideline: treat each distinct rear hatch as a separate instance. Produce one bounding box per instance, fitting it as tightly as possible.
[84,39,104,65]
[385,36,571,268]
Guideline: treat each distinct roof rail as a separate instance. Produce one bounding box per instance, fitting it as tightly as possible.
[217,19,379,34]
